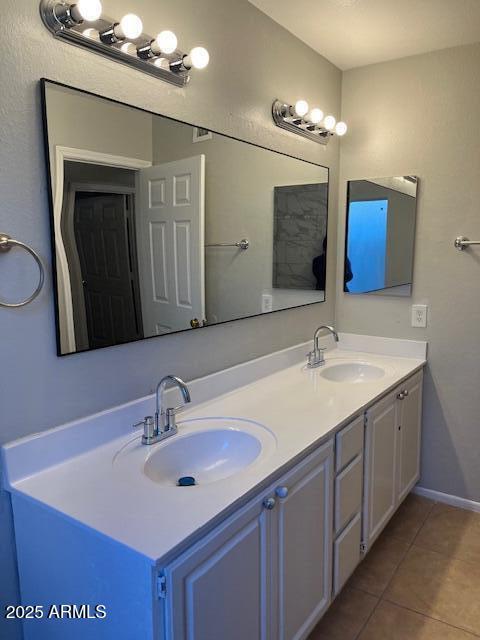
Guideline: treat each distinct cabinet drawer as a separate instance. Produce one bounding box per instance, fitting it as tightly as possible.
[333,512,362,595]
[335,453,363,533]
[336,415,364,472]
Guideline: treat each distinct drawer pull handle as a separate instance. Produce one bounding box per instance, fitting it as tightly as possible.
[275,486,289,499]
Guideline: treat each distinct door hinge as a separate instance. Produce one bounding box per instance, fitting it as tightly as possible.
[360,541,368,554]
[363,413,368,428]
[157,575,167,599]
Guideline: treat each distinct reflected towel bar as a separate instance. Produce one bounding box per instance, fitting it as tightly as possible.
[454,236,480,251]
[205,239,249,250]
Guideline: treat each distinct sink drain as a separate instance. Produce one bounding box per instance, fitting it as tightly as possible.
[177,476,196,487]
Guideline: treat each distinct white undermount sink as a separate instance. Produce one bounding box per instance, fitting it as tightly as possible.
[113,417,277,487]
[321,361,386,383]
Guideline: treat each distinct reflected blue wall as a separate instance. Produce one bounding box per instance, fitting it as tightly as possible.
[346,199,388,293]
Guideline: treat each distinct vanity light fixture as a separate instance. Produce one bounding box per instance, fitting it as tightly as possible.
[272,99,348,145]
[39,0,210,87]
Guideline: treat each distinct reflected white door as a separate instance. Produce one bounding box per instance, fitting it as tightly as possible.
[136,156,205,335]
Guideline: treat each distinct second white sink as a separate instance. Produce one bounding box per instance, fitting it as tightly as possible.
[321,361,386,383]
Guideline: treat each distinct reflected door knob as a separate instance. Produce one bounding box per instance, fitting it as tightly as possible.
[190,318,200,328]
[275,486,289,498]
[263,497,276,510]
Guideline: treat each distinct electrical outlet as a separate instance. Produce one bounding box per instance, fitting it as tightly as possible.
[411,304,428,328]
[262,294,273,313]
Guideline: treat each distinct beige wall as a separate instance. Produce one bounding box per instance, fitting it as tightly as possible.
[45,83,153,175]
[0,2,341,635]
[336,43,480,502]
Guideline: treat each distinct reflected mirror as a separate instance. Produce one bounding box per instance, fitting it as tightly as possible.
[344,176,418,296]
[41,80,329,355]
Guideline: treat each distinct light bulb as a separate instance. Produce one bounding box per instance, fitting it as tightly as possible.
[293,100,309,118]
[183,47,210,70]
[120,42,137,55]
[155,30,178,55]
[73,0,102,21]
[309,108,324,124]
[154,57,170,70]
[323,115,336,131]
[335,121,348,136]
[117,14,143,39]
[82,27,97,38]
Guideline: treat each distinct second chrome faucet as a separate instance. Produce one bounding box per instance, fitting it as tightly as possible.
[134,374,191,445]
[307,325,339,368]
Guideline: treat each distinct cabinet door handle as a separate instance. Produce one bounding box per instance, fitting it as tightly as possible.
[275,486,289,499]
[397,392,405,400]
[403,389,409,397]
[263,497,276,510]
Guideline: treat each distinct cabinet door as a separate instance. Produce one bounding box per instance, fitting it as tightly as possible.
[397,371,423,502]
[163,495,271,640]
[272,442,334,640]
[364,391,399,548]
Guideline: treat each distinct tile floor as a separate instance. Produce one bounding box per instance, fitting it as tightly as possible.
[309,494,480,639]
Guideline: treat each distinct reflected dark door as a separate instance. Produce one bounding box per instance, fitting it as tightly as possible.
[73,192,142,349]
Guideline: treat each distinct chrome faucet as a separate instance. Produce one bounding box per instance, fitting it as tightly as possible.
[307,325,339,368]
[134,375,191,445]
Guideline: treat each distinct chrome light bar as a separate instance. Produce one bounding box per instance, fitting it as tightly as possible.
[40,0,210,88]
[272,99,347,145]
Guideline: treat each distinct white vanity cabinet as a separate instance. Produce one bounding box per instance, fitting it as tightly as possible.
[363,370,423,549]
[162,442,334,640]
[4,338,426,640]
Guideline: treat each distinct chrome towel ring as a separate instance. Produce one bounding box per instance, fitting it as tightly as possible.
[0,233,45,307]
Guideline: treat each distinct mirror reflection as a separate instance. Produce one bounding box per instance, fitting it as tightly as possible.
[344,176,418,296]
[42,81,329,355]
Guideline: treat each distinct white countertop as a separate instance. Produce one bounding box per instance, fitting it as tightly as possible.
[1,333,426,564]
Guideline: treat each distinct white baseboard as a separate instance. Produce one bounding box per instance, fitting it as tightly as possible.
[413,486,480,513]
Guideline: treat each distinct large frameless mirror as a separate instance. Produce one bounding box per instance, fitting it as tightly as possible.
[41,80,329,355]
[344,176,418,296]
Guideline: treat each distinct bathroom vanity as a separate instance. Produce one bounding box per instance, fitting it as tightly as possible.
[2,334,426,640]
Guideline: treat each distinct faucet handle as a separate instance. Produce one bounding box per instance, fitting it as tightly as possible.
[133,416,155,439]
[164,406,183,432]
[133,416,149,429]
